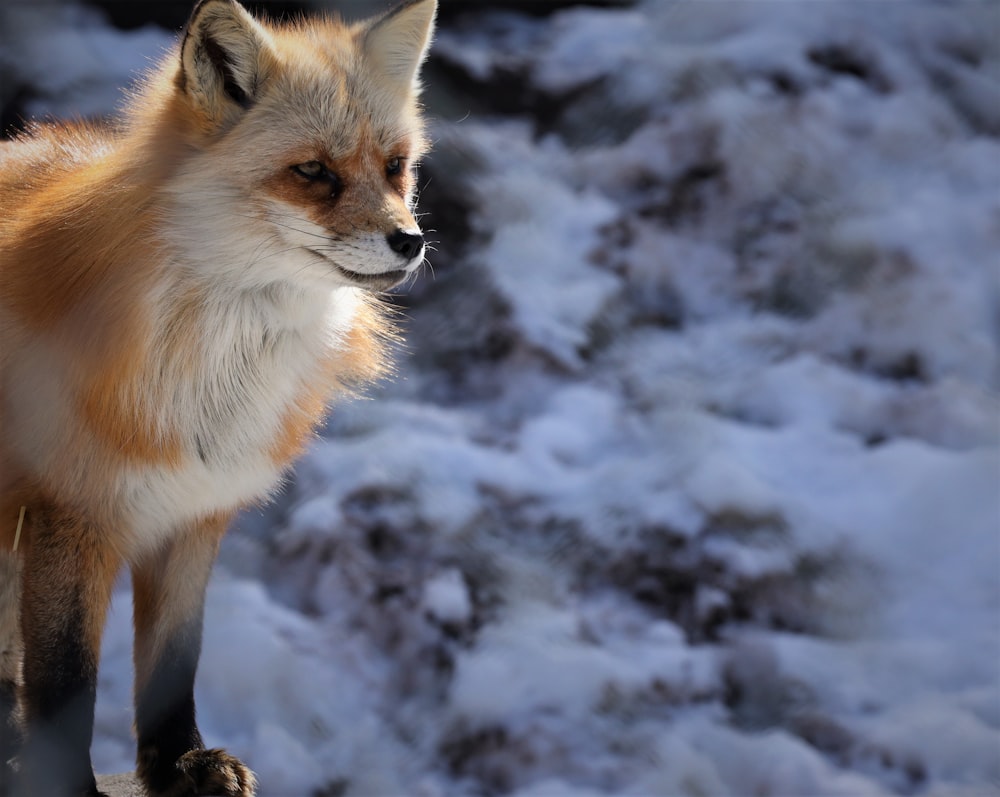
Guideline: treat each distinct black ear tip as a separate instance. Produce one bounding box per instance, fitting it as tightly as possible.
[190,0,237,14]
[183,0,223,42]
[184,0,241,33]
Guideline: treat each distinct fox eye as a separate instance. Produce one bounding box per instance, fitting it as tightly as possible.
[291,161,342,195]
[386,157,403,177]
[292,161,326,179]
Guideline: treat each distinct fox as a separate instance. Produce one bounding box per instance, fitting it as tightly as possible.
[0,0,437,794]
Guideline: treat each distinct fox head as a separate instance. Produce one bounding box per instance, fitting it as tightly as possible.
[154,0,436,295]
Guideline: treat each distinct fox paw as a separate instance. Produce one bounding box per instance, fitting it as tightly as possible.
[175,749,256,797]
[144,748,256,797]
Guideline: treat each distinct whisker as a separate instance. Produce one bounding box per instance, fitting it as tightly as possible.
[240,214,331,242]
[421,256,436,282]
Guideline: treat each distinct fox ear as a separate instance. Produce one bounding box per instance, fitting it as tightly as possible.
[362,0,437,99]
[180,0,272,124]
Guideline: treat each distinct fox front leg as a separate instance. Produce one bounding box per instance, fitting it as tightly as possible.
[132,514,256,797]
[0,551,22,797]
[16,505,118,797]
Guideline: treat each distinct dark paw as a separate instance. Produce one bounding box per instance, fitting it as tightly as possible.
[173,749,256,797]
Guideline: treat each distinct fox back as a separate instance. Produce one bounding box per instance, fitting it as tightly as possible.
[0,2,436,794]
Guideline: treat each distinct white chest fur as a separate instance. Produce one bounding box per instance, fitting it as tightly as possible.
[121,282,362,549]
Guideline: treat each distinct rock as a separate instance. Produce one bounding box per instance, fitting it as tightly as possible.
[96,773,144,797]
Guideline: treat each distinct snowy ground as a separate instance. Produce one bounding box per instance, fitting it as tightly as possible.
[2,1,999,795]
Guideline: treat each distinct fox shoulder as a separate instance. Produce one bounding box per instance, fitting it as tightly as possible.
[0,122,114,212]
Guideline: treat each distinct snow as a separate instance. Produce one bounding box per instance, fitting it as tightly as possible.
[469,124,622,368]
[423,569,473,626]
[2,0,999,795]
[0,4,169,120]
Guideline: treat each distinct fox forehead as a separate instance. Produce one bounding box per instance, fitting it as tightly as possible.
[246,22,423,160]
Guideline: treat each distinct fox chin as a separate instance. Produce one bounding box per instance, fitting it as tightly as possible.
[0,0,436,794]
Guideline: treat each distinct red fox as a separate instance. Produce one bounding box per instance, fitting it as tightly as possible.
[0,0,436,793]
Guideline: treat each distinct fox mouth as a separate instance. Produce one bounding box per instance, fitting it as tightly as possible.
[306,249,409,292]
[334,264,409,291]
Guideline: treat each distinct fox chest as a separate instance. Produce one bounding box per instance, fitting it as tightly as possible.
[123,336,328,539]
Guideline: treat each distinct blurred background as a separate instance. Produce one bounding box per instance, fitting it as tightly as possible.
[2,1,999,795]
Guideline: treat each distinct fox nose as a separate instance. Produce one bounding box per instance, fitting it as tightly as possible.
[387,229,424,261]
